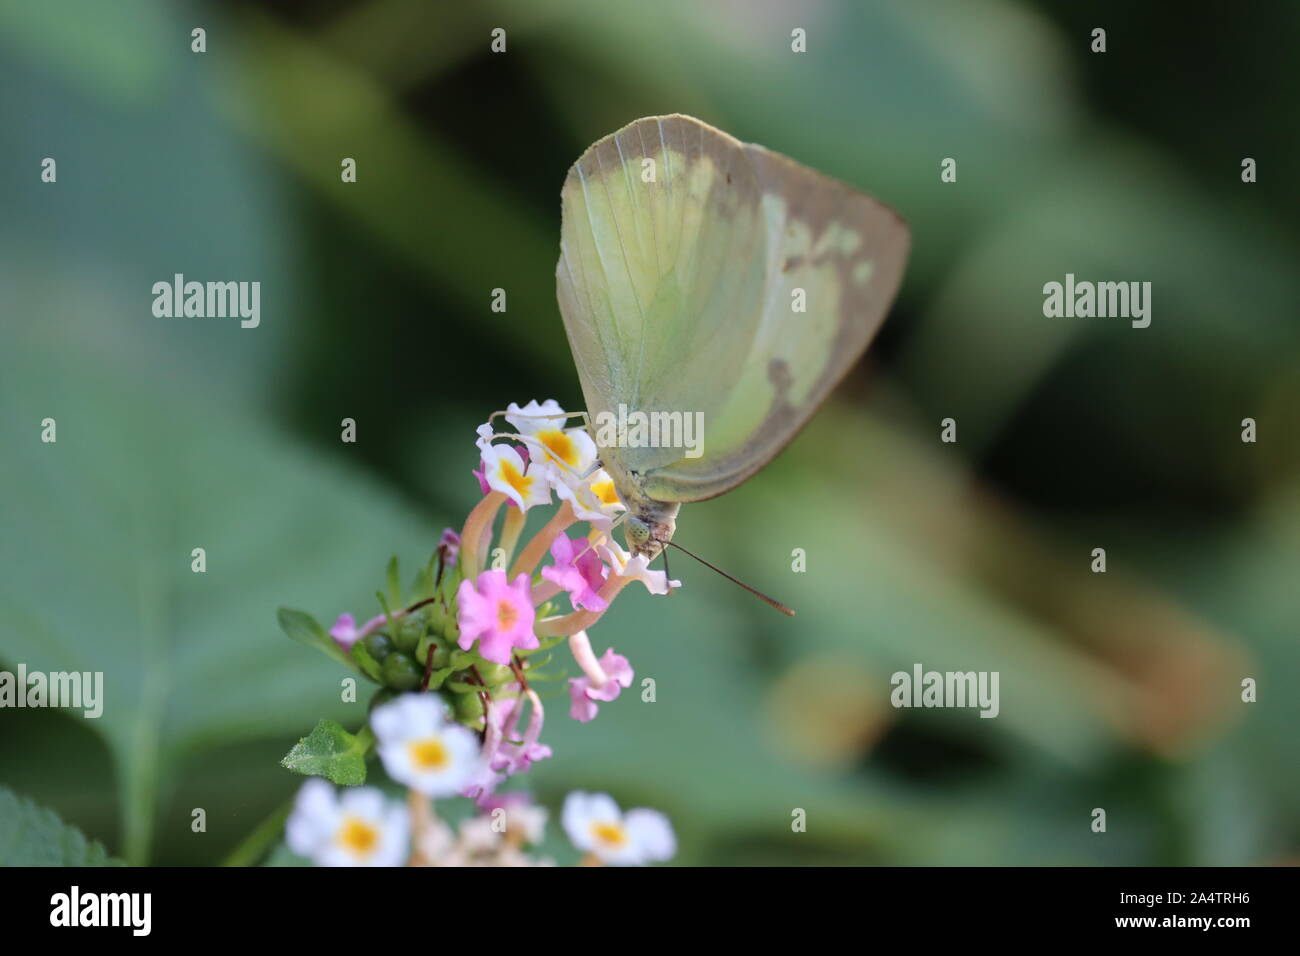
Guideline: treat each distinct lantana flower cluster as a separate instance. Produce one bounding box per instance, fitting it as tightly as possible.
[276,400,678,866]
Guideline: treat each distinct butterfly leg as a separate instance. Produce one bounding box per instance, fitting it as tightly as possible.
[568,511,626,565]
[491,409,598,445]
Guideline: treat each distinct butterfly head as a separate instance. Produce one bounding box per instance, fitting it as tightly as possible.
[624,510,676,560]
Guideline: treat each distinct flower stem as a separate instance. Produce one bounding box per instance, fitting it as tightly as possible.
[568,630,610,688]
[510,501,576,579]
[530,580,562,606]
[220,797,293,867]
[459,491,506,577]
[535,575,634,636]
[407,790,436,867]
[498,505,527,568]
[510,654,532,692]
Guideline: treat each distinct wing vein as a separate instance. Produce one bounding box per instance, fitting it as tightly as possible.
[573,162,619,400]
[595,133,650,408]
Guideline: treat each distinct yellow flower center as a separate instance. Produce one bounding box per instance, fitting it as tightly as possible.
[408,737,449,770]
[496,599,519,631]
[498,459,533,497]
[537,429,578,467]
[590,821,628,848]
[590,479,619,506]
[336,816,380,857]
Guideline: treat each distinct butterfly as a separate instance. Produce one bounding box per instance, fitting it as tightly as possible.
[554,114,909,608]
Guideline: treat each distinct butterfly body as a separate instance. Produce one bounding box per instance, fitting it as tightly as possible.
[601,456,679,559]
[556,115,909,559]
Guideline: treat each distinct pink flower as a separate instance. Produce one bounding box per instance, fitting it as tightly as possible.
[488,691,552,776]
[567,631,633,722]
[461,690,551,806]
[438,527,461,564]
[457,570,538,664]
[541,535,609,612]
[460,764,506,806]
[478,791,531,814]
[329,612,385,651]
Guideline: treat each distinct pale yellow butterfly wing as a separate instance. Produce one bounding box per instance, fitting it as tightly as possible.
[556,114,909,502]
[556,114,767,477]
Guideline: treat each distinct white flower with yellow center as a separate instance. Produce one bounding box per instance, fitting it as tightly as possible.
[504,399,598,481]
[554,468,626,529]
[286,778,409,867]
[479,442,551,512]
[530,426,597,479]
[504,399,569,433]
[561,791,676,866]
[371,694,484,798]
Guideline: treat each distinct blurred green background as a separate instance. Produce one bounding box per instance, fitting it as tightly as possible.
[1,0,1297,866]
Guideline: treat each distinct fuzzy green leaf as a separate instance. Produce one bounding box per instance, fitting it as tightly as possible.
[0,787,124,866]
[280,720,373,786]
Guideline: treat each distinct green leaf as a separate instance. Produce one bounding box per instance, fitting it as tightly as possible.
[277,607,350,669]
[446,680,488,694]
[516,634,565,657]
[0,340,441,864]
[349,641,384,683]
[280,720,374,786]
[425,665,457,690]
[0,787,124,866]
[375,590,398,631]
[416,564,436,602]
[385,555,401,609]
[448,649,477,669]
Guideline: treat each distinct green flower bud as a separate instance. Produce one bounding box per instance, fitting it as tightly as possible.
[368,687,398,714]
[416,634,452,670]
[394,609,428,654]
[453,688,484,722]
[382,651,423,691]
[363,632,394,662]
[478,663,513,687]
[427,601,448,633]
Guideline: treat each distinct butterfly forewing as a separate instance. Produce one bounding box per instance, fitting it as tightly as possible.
[556,114,909,503]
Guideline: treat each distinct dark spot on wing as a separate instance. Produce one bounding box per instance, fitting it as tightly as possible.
[783,256,803,273]
[768,358,792,397]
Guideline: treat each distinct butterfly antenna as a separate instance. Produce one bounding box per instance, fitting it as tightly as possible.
[661,545,673,595]
[665,540,795,616]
